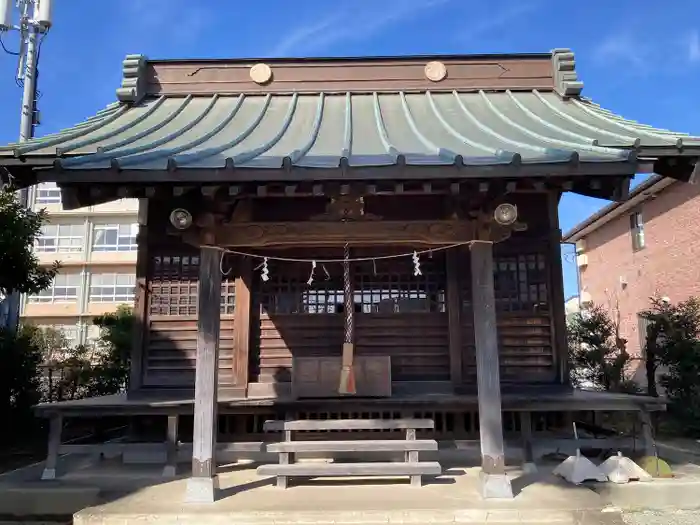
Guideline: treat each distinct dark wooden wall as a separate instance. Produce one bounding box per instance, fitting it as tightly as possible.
[136,191,562,393]
[459,239,555,383]
[140,245,238,389]
[251,250,449,383]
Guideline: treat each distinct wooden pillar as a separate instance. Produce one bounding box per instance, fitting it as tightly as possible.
[547,191,569,384]
[128,198,149,395]
[233,256,252,395]
[520,412,537,474]
[639,410,655,457]
[470,241,513,499]
[41,414,63,480]
[446,249,463,390]
[185,246,221,504]
[163,414,179,477]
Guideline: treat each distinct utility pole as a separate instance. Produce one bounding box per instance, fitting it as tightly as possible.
[0,0,52,330]
[18,0,41,142]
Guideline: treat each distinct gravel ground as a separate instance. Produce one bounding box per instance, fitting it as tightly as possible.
[623,510,700,525]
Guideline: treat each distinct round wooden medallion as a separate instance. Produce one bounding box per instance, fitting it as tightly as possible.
[250,63,273,84]
[424,61,447,82]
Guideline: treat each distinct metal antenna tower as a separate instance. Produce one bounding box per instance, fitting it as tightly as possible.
[0,0,53,330]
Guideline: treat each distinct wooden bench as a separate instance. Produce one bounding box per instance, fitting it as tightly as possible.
[257,418,441,488]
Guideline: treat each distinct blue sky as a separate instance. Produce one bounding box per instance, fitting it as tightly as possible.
[0,0,699,297]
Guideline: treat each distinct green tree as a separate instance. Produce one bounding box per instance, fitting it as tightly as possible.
[88,305,134,395]
[0,325,43,442]
[568,303,636,392]
[0,186,57,442]
[641,297,700,435]
[0,186,58,298]
[23,324,71,364]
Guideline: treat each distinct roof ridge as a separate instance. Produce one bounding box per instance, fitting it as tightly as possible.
[112,50,580,103]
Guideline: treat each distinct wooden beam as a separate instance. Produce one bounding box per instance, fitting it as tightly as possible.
[185,246,221,504]
[446,249,463,389]
[547,190,569,385]
[233,257,253,393]
[128,199,149,395]
[216,220,478,247]
[470,240,513,499]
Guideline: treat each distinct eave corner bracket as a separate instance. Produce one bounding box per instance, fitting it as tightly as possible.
[551,48,584,98]
[116,54,148,104]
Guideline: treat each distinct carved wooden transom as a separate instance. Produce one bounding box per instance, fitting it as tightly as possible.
[311,195,382,221]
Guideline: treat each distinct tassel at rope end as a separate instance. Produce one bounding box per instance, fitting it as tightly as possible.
[338,366,356,395]
[338,342,357,395]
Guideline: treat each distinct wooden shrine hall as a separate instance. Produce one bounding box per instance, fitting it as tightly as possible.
[2,50,698,502]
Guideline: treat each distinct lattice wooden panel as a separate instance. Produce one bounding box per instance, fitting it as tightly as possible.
[460,243,554,382]
[148,252,237,316]
[354,252,446,313]
[214,410,568,441]
[493,252,549,313]
[259,250,446,315]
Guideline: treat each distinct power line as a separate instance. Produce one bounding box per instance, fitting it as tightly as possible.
[0,32,19,55]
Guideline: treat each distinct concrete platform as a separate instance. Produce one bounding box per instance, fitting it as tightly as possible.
[61,460,606,524]
[3,454,700,524]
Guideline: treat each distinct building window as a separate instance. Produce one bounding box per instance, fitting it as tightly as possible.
[89,273,136,303]
[85,324,102,348]
[92,223,138,252]
[37,324,80,348]
[34,182,61,205]
[630,211,645,251]
[27,273,81,303]
[36,223,85,253]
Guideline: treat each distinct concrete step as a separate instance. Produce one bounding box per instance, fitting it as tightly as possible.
[266,439,438,453]
[73,508,615,525]
[256,461,442,477]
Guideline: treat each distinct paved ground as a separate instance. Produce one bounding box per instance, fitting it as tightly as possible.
[1,510,699,524]
[3,447,700,524]
[623,510,700,525]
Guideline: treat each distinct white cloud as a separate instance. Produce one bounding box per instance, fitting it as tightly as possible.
[121,0,209,47]
[593,28,700,73]
[265,0,454,57]
[592,32,647,70]
[457,2,541,45]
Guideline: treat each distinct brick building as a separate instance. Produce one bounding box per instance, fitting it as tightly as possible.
[562,176,700,368]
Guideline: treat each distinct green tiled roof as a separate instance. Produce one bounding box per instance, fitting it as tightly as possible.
[1,51,698,180]
[3,90,698,172]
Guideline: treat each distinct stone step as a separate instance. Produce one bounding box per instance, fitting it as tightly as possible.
[257,461,442,477]
[267,439,437,453]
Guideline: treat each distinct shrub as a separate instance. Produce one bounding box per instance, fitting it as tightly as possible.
[641,297,700,436]
[567,303,637,392]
